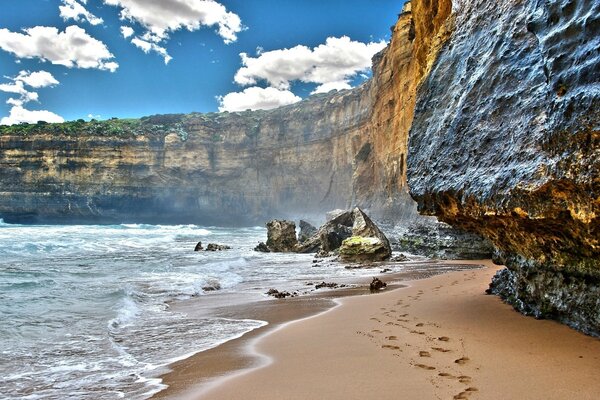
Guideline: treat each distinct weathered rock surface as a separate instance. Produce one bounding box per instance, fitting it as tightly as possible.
[393,220,494,260]
[298,220,317,243]
[408,0,600,335]
[266,220,298,252]
[297,207,391,260]
[339,236,391,262]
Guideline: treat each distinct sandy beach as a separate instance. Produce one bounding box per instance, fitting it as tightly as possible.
[156,261,600,400]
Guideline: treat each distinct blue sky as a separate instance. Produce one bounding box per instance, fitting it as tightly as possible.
[0,0,403,124]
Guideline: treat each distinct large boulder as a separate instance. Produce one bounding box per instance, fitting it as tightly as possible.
[339,236,391,262]
[265,220,298,252]
[297,207,391,261]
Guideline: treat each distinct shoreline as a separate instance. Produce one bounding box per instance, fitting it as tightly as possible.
[151,260,488,400]
[155,260,600,400]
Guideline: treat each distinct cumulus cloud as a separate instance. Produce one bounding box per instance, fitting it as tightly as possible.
[234,36,386,92]
[1,106,64,125]
[0,25,118,72]
[105,0,242,63]
[217,87,301,112]
[120,26,134,38]
[0,71,63,125]
[218,36,386,111]
[60,0,104,26]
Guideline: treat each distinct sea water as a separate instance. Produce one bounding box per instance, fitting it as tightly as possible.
[0,220,380,399]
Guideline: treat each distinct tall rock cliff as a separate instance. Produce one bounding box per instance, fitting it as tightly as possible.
[0,1,452,226]
[408,0,599,335]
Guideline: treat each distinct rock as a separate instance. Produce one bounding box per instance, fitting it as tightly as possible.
[326,209,347,222]
[297,207,390,260]
[202,279,221,291]
[266,220,298,252]
[266,288,294,299]
[254,242,270,252]
[315,282,339,289]
[407,0,599,335]
[193,241,203,251]
[339,236,391,262]
[205,243,231,251]
[391,254,409,262]
[393,221,493,260]
[369,277,387,291]
[298,220,317,243]
[380,268,392,273]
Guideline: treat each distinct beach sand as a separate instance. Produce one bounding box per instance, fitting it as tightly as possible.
[157,261,600,400]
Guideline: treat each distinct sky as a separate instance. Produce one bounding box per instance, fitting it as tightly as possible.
[0,0,403,124]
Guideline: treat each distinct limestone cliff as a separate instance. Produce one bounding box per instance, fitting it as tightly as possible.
[0,1,452,226]
[407,0,599,335]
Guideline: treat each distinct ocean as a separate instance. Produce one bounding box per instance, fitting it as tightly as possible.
[0,220,387,399]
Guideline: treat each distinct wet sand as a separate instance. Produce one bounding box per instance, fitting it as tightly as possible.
[154,261,600,400]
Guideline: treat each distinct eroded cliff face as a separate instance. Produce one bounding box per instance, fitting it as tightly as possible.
[408,0,599,335]
[0,0,454,227]
[0,90,371,225]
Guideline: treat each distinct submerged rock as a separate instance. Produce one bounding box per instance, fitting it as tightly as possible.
[193,241,203,251]
[266,288,295,299]
[266,220,298,252]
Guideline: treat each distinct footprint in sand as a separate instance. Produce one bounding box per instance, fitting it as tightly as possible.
[371,329,382,334]
[458,375,472,383]
[438,336,450,342]
[416,322,424,327]
[419,351,431,357]
[438,372,454,378]
[398,313,409,317]
[414,363,436,371]
[386,336,398,341]
[370,317,381,322]
[453,387,479,399]
[431,347,451,353]
[410,330,426,335]
[454,357,470,365]
[382,344,401,350]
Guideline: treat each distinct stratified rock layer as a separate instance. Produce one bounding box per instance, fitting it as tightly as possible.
[408,0,599,335]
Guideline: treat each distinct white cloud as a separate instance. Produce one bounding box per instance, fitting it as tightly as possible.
[104,0,242,42]
[0,70,63,125]
[1,106,64,125]
[131,37,172,64]
[60,0,104,26]
[312,81,352,94]
[120,26,134,38]
[234,36,386,90]
[15,70,59,88]
[217,87,301,112]
[0,26,118,72]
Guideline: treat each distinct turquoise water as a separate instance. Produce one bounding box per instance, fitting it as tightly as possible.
[0,220,374,399]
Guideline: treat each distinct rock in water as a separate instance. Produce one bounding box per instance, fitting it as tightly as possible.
[298,220,317,243]
[254,242,270,252]
[265,220,298,252]
[193,241,203,251]
[370,277,387,291]
[205,243,231,251]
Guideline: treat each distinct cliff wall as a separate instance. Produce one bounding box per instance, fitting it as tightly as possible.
[407,0,599,335]
[0,1,452,226]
